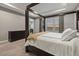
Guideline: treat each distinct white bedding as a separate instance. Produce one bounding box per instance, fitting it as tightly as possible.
[25,32,79,56]
[77,33,79,37]
[40,32,62,39]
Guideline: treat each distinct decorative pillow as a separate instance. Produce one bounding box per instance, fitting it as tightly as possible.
[62,28,72,38]
[62,30,77,41]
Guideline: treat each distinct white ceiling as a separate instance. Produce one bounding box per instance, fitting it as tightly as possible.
[0,3,39,18]
[0,3,79,17]
[31,3,79,16]
[10,3,28,11]
[0,3,29,15]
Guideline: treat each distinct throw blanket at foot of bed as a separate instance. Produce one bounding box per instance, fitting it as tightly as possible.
[27,32,47,41]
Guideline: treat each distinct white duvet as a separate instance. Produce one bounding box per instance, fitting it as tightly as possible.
[40,32,62,39]
[25,32,79,56]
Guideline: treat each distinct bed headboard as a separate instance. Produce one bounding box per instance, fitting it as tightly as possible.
[8,30,25,42]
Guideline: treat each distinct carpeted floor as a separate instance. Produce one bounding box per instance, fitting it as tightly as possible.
[0,39,35,56]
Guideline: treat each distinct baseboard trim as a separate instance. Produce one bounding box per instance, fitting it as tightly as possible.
[0,40,8,44]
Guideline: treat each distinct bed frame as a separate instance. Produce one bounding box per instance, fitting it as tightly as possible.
[25,45,53,56]
[25,3,79,56]
[25,3,79,41]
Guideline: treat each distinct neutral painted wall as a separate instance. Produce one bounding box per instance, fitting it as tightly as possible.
[64,13,76,30]
[0,10,25,41]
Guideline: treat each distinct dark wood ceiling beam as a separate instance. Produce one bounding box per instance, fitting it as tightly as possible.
[44,11,77,18]
[45,14,59,18]
[27,3,39,9]
[63,11,76,15]
[26,3,44,18]
[29,9,44,17]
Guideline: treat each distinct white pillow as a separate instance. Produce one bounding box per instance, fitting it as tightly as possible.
[77,33,79,37]
[62,30,77,41]
[62,28,72,38]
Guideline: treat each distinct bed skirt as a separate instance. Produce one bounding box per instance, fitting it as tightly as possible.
[25,45,54,56]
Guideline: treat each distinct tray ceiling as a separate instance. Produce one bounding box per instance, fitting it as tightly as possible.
[0,3,79,17]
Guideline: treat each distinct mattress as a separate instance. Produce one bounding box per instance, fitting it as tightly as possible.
[25,32,79,56]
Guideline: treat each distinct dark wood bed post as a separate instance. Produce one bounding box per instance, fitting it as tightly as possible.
[25,7,29,42]
[25,3,39,42]
[76,11,79,32]
[43,17,46,32]
[39,17,46,32]
[39,17,42,32]
[76,11,78,31]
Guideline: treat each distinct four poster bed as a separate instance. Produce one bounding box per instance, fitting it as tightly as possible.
[25,3,79,56]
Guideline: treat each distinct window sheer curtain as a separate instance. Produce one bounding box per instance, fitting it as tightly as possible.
[46,16,59,33]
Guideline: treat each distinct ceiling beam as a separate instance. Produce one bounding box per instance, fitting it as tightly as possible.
[45,14,59,18]
[26,3,44,18]
[27,3,39,9]
[63,11,76,15]
[45,10,77,18]
[29,9,44,17]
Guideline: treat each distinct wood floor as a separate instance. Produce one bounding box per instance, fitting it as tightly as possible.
[0,39,35,56]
